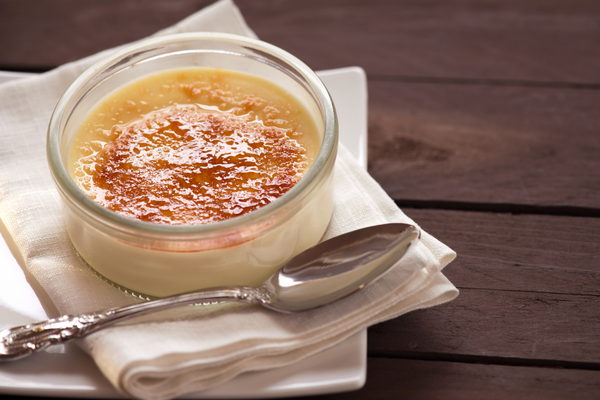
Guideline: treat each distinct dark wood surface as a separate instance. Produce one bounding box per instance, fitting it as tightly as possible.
[1,1,599,399]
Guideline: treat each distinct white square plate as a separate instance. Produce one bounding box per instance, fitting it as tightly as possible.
[0,66,368,398]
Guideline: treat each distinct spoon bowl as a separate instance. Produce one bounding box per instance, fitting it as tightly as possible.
[0,223,419,362]
[264,223,420,312]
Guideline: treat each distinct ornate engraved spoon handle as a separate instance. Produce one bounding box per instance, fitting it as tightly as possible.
[0,286,271,362]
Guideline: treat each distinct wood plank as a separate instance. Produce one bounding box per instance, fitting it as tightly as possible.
[241,0,600,84]
[1,0,600,84]
[0,0,213,70]
[363,208,600,365]
[367,82,600,209]
[405,208,600,296]
[307,358,600,400]
[368,289,600,366]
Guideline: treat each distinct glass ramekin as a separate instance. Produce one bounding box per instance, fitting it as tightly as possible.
[47,33,338,298]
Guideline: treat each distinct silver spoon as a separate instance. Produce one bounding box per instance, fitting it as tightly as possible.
[0,223,419,362]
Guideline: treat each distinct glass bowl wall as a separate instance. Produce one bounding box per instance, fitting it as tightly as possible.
[47,33,338,298]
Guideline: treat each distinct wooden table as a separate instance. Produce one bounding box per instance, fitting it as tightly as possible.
[1,1,599,398]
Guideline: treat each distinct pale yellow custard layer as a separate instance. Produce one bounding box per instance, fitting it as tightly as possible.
[68,68,320,225]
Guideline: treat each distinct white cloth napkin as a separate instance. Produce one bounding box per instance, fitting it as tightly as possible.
[0,1,458,399]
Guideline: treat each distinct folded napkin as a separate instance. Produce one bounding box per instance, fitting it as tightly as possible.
[0,1,458,399]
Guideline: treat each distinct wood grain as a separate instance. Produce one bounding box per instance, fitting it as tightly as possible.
[369,289,600,365]
[240,0,600,84]
[367,82,600,209]
[1,0,599,84]
[365,208,600,365]
[404,209,600,295]
[0,0,212,70]
[309,358,600,400]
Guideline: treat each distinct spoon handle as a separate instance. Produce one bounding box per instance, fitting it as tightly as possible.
[0,286,271,362]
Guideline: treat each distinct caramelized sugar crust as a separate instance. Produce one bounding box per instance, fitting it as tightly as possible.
[78,105,307,224]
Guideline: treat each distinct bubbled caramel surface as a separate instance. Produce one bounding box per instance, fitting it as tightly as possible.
[76,105,307,224]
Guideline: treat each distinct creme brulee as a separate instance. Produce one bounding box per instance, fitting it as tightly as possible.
[68,68,320,225]
[50,34,337,298]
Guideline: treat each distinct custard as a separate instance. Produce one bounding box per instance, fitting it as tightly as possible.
[69,68,320,224]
